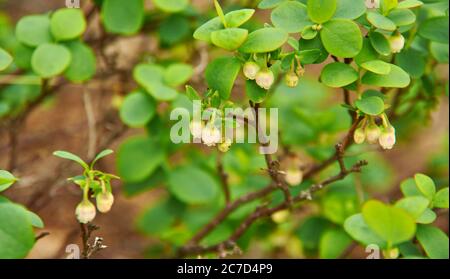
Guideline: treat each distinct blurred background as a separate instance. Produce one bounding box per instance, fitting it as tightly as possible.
[0,0,448,258]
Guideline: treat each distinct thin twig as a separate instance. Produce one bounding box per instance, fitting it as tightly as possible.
[83,88,97,159]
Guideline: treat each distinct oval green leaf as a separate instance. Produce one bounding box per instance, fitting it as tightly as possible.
[321,62,358,88]
[271,1,311,33]
[120,91,156,127]
[320,19,363,58]
[205,56,241,99]
[50,8,86,41]
[307,0,337,24]
[361,64,410,88]
[31,43,72,78]
[239,27,288,53]
[101,0,144,35]
[361,60,392,75]
[211,28,248,51]
[15,15,52,47]
[355,96,385,116]
[64,41,96,83]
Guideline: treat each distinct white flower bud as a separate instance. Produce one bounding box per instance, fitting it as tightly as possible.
[285,168,303,186]
[189,120,203,139]
[243,61,260,80]
[379,126,396,150]
[255,69,275,90]
[285,72,299,88]
[201,125,221,147]
[96,192,115,213]
[354,127,366,144]
[389,33,405,53]
[75,200,96,224]
[218,138,232,153]
[365,123,381,144]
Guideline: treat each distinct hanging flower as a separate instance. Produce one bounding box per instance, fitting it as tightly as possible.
[389,33,405,53]
[243,61,260,80]
[255,69,275,90]
[202,124,221,146]
[354,127,366,144]
[75,200,96,224]
[379,125,396,150]
[96,192,115,213]
[285,72,299,88]
[365,122,381,144]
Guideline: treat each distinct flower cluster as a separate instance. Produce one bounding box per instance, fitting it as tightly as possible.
[354,114,396,150]
[190,119,232,153]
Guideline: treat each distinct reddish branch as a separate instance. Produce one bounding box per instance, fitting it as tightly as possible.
[179,115,365,257]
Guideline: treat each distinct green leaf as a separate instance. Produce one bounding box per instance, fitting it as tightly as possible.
[355,96,385,116]
[299,36,329,63]
[344,214,387,248]
[430,42,449,64]
[380,0,398,15]
[117,136,165,183]
[0,170,18,192]
[400,178,422,197]
[301,26,318,40]
[164,63,194,87]
[225,9,255,28]
[120,91,156,127]
[101,0,144,35]
[321,189,359,225]
[27,210,44,229]
[362,200,416,246]
[416,225,449,259]
[153,0,188,12]
[361,60,391,75]
[271,1,310,33]
[369,31,391,56]
[0,203,35,259]
[397,0,423,9]
[13,44,34,70]
[134,64,178,101]
[64,41,96,83]
[307,0,337,24]
[246,80,267,103]
[319,228,352,259]
[15,15,52,47]
[91,149,114,168]
[193,9,254,42]
[418,16,449,44]
[185,85,201,101]
[296,216,333,251]
[395,196,430,219]
[433,187,449,209]
[320,19,363,58]
[361,64,410,88]
[387,9,416,27]
[168,166,220,204]
[53,151,89,169]
[50,8,86,41]
[395,48,426,79]
[211,28,248,51]
[0,48,13,71]
[367,11,396,31]
[258,0,287,9]
[137,198,182,235]
[355,38,379,65]
[239,27,288,53]
[205,56,241,99]
[320,62,358,88]
[31,43,72,78]
[333,0,366,20]
[414,173,436,201]
[417,208,437,224]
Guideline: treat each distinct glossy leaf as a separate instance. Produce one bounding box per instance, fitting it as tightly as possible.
[31,43,72,78]
[307,0,337,24]
[120,91,156,127]
[211,28,248,51]
[344,214,387,248]
[361,60,391,75]
[64,41,96,83]
[416,225,449,259]
[355,96,385,116]
[333,0,366,20]
[414,173,436,201]
[0,170,17,192]
[101,0,144,35]
[367,11,396,31]
[239,28,288,53]
[320,62,358,88]
[205,56,241,99]
[53,150,89,169]
[271,1,310,33]
[50,8,86,41]
[320,19,363,58]
[15,15,52,47]
[362,64,410,88]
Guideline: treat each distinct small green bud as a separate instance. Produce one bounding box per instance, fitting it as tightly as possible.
[96,192,115,213]
[255,69,275,90]
[75,200,96,224]
[389,33,405,53]
[243,61,260,80]
[383,247,400,259]
[379,125,396,150]
[354,127,366,144]
[365,123,381,144]
[285,72,299,88]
